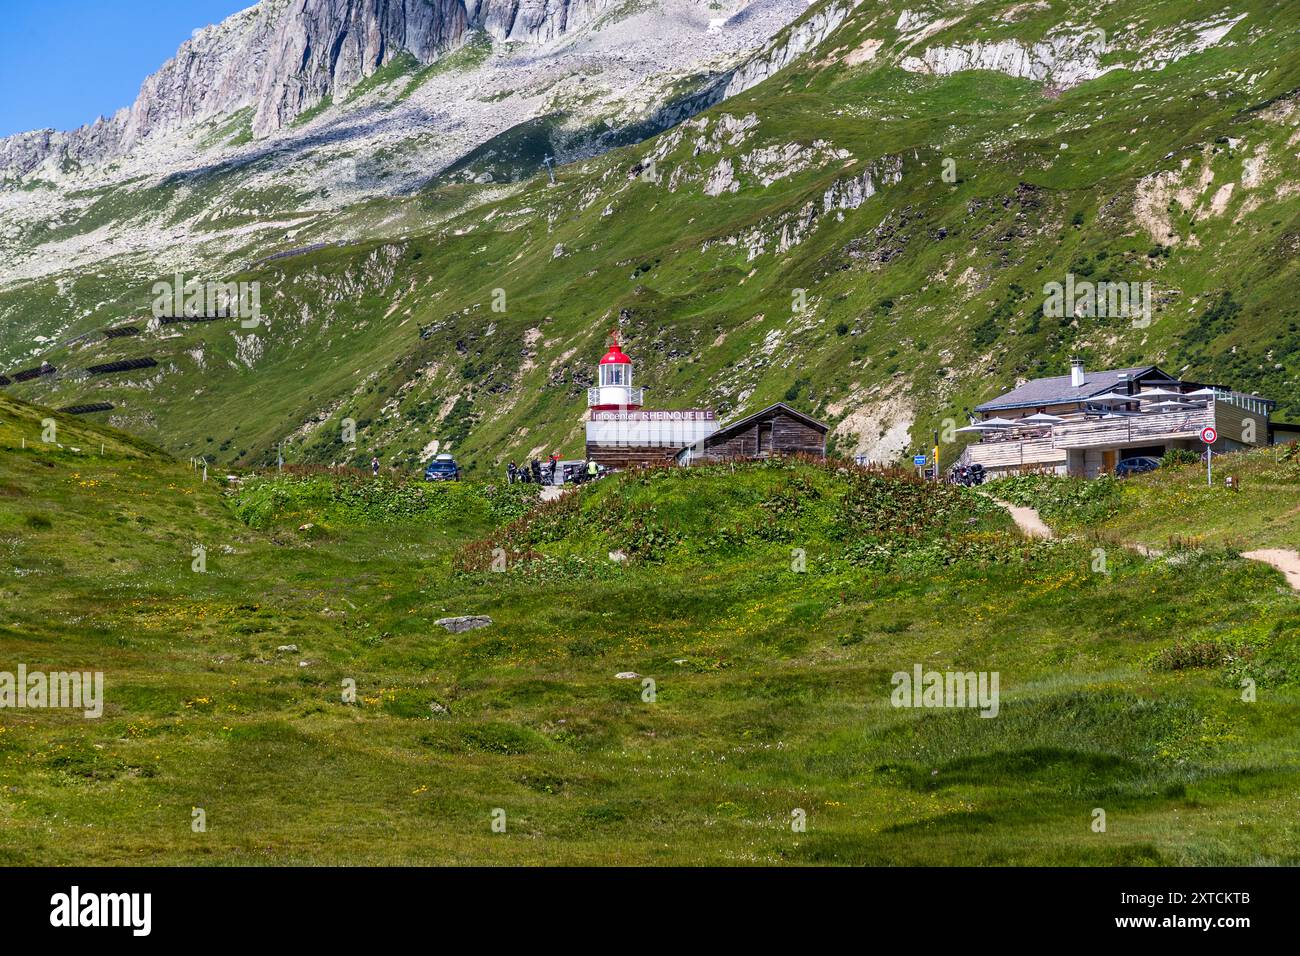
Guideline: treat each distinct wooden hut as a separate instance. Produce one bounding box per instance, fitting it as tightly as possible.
[673,403,827,464]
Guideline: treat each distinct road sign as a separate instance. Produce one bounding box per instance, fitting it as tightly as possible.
[1201,426,1217,486]
[913,455,928,467]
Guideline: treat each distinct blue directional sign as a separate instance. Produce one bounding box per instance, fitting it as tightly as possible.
[913,455,928,467]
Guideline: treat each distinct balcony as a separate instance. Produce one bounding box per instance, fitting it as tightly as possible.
[588,386,644,408]
[1049,408,1212,448]
[963,437,1066,469]
[961,407,1217,471]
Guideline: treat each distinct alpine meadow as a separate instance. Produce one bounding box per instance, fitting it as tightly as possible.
[1,0,1299,895]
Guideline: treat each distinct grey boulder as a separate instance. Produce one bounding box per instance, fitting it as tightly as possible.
[436,615,493,634]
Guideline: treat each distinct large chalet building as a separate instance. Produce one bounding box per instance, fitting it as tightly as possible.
[958,359,1289,478]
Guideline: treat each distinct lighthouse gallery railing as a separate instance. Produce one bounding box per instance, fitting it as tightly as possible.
[588,386,644,407]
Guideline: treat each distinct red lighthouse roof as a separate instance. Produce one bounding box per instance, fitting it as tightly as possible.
[600,337,632,365]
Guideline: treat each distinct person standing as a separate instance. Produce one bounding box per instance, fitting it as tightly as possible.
[587,458,598,481]
[371,456,380,477]
[531,458,542,484]
[547,455,558,485]
[507,461,517,484]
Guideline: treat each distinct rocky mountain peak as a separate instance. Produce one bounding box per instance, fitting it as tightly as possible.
[1,0,632,174]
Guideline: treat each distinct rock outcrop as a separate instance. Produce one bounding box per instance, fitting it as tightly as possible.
[900,32,1112,87]
[435,615,494,633]
[823,154,902,212]
[898,12,1249,90]
[722,0,860,98]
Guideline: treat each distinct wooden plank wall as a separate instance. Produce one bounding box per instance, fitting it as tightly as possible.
[772,417,826,455]
[588,412,826,468]
[699,414,825,460]
[1213,402,1266,447]
[966,437,1066,467]
[586,443,677,469]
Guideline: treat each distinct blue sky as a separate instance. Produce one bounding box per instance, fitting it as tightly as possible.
[0,0,252,138]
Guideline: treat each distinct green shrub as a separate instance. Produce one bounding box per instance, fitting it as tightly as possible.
[1223,619,1300,688]
[1160,448,1200,467]
[991,473,1123,526]
[455,458,1017,574]
[230,473,538,529]
[1148,640,1230,671]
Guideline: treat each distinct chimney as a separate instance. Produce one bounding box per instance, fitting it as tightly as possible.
[1070,357,1085,388]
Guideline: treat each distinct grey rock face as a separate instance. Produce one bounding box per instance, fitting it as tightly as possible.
[823,154,902,213]
[251,0,467,136]
[722,0,856,98]
[899,34,1111,88]
[0,0,809,291]
[435,615,494,633]
[0,0,621,175]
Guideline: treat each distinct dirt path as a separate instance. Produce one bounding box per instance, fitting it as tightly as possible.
[989,498,1054,540]
[986,496,1300,592]
[1241,549,1300,591]
[540,485,566,502]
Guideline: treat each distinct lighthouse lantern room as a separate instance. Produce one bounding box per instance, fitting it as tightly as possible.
[588,334,644,411]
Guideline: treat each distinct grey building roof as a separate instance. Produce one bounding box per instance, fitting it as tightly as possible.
[974,366,1175,413]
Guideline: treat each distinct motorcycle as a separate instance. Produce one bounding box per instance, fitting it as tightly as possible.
[948,464,986,487]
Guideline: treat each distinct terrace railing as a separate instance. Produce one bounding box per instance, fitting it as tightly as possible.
[962,437,1066,468]
[1213,390,1274,416]
[961,407,1217,470]
[1048,408,1213,448]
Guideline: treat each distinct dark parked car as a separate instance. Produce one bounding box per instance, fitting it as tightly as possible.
[1115,456,1161,478]
[424,454,460,482]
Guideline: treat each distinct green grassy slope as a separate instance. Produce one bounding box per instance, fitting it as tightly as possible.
[0,394,166,459]
[3,401,1299,863]
[3,0,1299,482]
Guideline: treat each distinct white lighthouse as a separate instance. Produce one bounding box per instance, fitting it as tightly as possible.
[584,332,717,468]
[588,334,643,411]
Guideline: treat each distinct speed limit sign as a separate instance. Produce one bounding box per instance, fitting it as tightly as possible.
[1201,425,1218,486]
